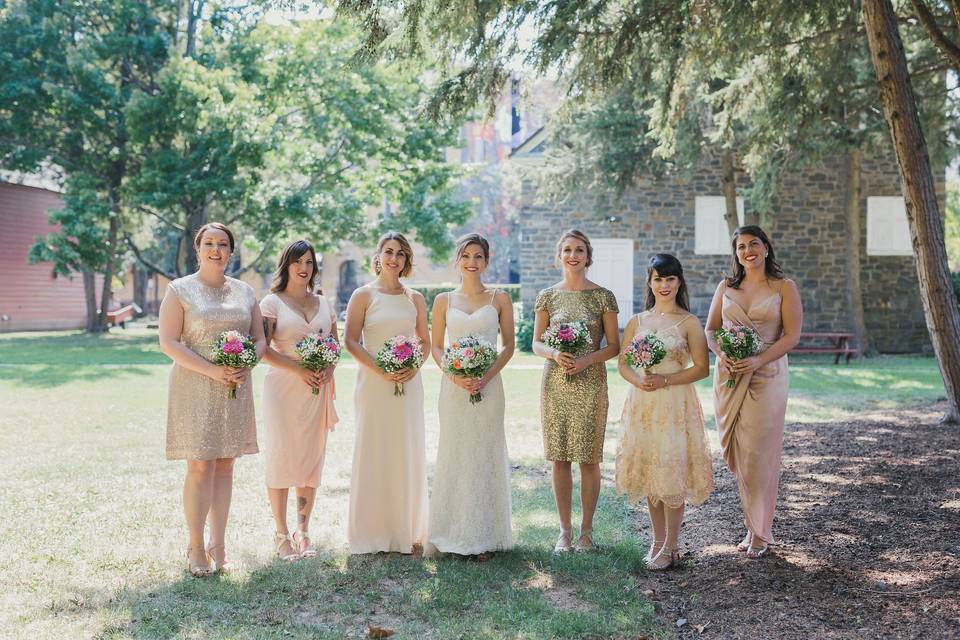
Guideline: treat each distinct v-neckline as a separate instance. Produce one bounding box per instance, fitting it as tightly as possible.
[723,291,779,315]
[277,293,322,325]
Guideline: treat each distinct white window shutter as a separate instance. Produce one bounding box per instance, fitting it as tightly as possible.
[867,197,912,256]
[695,196,744,255]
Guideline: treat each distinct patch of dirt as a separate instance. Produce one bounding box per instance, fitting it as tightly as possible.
[633,401,960,639]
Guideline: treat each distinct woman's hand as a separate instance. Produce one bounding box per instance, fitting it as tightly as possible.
[638,372,667,392]
[390,367,418,384]
[448,374,476,393]
[208,365,242,386]
[553,350,576,370]
[296,366,324,389]
[715,352,736,373]
[564,356,590,376]
[730,355,763,375]
[317,367,334,386]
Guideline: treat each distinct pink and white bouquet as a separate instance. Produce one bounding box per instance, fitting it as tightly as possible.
[442,334,498,404]
[212,329,258,398]
[541,320,589,380]
[375,335,424,396]
[296,332,341,395]
[714,323,762,388]
[624,332,667,373]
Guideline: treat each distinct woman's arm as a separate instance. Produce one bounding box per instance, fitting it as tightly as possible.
[430,292,448,368]
[478,291,516,387]
[158,288,237,385]
[394,291,431,384]
[704,280,735,374]
[731,279,803,374]
[617,316,644,387]
[343,288,383,376]
[647,316,710,391]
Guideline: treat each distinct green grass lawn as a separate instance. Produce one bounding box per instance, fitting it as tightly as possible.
[0,329,945,638]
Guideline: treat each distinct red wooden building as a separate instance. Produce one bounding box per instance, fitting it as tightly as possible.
[0,180,95,332]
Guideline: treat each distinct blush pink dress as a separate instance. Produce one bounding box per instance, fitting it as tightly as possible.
[260,293,338,489]
[713,283,791,545]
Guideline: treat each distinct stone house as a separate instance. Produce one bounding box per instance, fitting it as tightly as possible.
[512,128,942,353]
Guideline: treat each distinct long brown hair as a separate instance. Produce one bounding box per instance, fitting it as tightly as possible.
[271,239,319,293]
[372,231,414,278]
[555,228,593,269]
[725,225,784,289]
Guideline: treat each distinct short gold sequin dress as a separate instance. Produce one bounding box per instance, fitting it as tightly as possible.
[536,287,619,464]
[165,274,259,460]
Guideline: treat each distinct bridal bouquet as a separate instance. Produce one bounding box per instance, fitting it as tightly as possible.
[212,330,258,398]
[375,335,424,396]
[714,323,762,388]
[296,332,341,395]
[442,334,498,404]
[541,320,589,380]
[624,332,667,373]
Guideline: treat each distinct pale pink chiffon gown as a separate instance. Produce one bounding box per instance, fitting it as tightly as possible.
[348,289,428,554]
[713,283,791,545]
[260,293,338,489]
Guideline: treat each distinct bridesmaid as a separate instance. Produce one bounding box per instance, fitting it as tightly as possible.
[616,254,714,570]
[533,229,620,553]
[705,225,802,558]
[427,233,514,557]
[344,231,430,554]
[260,240,339,561]
[158,222,265,576]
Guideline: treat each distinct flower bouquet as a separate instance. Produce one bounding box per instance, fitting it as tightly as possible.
[714,324,762,388]
[541,320,589,380]
[296,332,341,395]
[375,335,424,396]
[212,330,258,398]
[442,334,498,404]
[624,332,667,374]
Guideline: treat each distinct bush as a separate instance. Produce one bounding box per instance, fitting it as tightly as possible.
[516,317,535,352]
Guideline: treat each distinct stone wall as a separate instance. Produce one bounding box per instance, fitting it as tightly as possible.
[518,151,944,353]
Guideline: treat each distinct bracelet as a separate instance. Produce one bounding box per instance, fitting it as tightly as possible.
[662,374,670,387]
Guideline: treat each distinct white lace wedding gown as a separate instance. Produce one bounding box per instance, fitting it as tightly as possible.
[426,302,513,555]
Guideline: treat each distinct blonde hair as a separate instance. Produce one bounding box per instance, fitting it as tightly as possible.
[555,228,593,268]
[454,232,490,263]
[372,231,414,278]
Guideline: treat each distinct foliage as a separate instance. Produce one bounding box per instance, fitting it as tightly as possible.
[515,317,535,352]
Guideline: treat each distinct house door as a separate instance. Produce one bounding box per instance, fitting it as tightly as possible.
[588,238,634,328]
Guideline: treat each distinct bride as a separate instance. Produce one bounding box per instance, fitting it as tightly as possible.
[426,233,514,557]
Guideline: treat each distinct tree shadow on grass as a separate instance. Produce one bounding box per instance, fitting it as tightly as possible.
[0,330,167,366]
[0,364,154,388]
[94,482,658,640]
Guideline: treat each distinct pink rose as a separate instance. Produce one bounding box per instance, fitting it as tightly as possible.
[463,348,475,358]
[223,340,244,354]
[394,343,413,360]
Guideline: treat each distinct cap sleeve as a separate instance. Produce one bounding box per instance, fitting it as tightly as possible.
[260,293,278,319]
[534,289,551,313]
[602,288,619,314]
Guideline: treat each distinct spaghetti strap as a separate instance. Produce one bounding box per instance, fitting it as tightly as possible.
[668,313,696,331]
[489,288,498,305]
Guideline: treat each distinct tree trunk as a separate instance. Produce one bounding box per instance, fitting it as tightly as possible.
[184,0,204,58]
[83,269,99,333]
[133,264,149,314]
[844,145,875,357]
[721,148,740,235]
[863,0,960,424]
[184,204,207,274]
[94,213,121,333]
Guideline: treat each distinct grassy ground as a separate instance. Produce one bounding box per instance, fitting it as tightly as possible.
[0,329,946,638]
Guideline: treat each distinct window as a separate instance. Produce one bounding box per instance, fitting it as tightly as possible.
[867,196,912,256]
[695,196,744,255]
[588,238,634,328]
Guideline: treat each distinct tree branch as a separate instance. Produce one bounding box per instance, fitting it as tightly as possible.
[235,241,273,275]
[950,0,960,30]
[137,205,186,231]
[910,0,960,70]
[125,234,178,281]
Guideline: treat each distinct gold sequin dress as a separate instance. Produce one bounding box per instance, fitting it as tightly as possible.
[615,312,714,507]
[536,287,619,464]
[165,274,259,460]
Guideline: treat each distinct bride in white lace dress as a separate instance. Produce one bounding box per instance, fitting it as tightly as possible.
[427,234,514,556]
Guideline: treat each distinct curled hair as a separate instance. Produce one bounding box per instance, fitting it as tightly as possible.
[645,253,689,312]
[454,232,490,263]
[725,225,784,289]
[372,231,414,278]
[555,228,593,269]
[271,239,319,293]
[193,222,235,253]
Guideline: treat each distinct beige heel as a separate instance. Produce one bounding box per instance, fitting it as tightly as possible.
[186,546,214,577]
[553,529,573,554]
[275,532,300,562]
[574,529,595,553]
[646,545,679,571]
[206,542,232,574]
[293,530,317,559]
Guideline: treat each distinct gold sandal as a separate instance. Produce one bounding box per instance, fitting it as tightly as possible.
[573,529,595,553]
[206,542,232,573]
[186,546,214,577]
[293,530,317,559]
[646,545,680,571]
[745,542,770,559]
[736,532,752,552]
[275,532,300,562]
[553,529,573,554]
